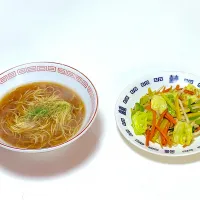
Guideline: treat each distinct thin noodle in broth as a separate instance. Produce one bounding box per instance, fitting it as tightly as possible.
[0,82,85,149]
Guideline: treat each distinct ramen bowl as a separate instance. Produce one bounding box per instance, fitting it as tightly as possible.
[0,62,98,152]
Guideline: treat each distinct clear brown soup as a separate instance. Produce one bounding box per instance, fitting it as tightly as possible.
[0,82,85,149]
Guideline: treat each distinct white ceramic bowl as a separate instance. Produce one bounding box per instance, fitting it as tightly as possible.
[115,71,200,156]
[0,62,98,152]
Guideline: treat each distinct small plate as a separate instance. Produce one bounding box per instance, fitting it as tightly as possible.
[115,71,200,156]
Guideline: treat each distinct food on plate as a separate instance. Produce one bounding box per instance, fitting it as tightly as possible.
[131,84,200,148]
[0,82,85,149]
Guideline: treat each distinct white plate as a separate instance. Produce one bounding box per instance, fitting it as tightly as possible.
[115,71,200,156]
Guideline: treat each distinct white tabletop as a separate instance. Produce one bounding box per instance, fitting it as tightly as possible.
[1,1,200,200]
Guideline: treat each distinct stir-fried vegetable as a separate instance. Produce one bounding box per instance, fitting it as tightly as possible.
[173,121,193,146]
[151,95,167,114]
[131,84,200,148]
[131,111,148,135]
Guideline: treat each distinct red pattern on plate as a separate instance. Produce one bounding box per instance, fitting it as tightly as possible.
[0,75,8,84]
[57,67,66,74]
[87,85,95,109]
[27,66,36,72]
[65,70,76,79]
[47,66,56,72]
[37,66,47,71]
[7,71,16,79]
[75,74,88,88]
[58,67,76,79]
[58,67,88,88]
[17,68,27,75]
[57,67,96,110]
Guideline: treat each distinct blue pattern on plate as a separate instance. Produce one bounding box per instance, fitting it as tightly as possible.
[164,149,175,154]
[118,106,127,115]
[182,149,193,153]
[184,78,194,84]
[126,129,133,136]
[140,80,150,87]
[169,75,179,83]
[148,146,159,151]
[135,139,144,145]
[121,118,126,126]
[154,77,163,82]
[130,87,138,94]
[123,95,130,104]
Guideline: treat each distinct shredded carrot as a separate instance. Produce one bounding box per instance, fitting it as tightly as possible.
[155,124,171,145]
[145,104,151,110]
[157,109,167,126]
[175,84,182,91]
[163,88,171,93]
[161,121,170,146]
[149,109,157,140]
[145,129,151,146]
[155,125,168,141]
[163,121,170,134]
[179,96,184,101]
[195,127,200,132]
[184,90,194,95]
[165,112,177,124]
[162,86,172,93]
[160,134,166,146]
[161,86,166,93]
[175,84,180,90]
[156,110,168,145]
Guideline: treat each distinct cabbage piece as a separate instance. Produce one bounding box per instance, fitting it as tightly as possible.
[131,111,148,135]
[131,103,144,116]
[148,88,156,97]
[185,84,200,96]
[181,84,200,105]
[166,93,175,102]
[188,98,198,113]
[140,95,150,105]
[173,121,193,146]
[135,103,144,112]
[185,84,196,91]
[151,95,167,114]
[189,95,198,104]
[182,93,198,105]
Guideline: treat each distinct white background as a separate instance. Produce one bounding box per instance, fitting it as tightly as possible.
[0,0,200,200]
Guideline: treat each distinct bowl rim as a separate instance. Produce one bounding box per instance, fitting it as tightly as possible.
[0,61,99,152]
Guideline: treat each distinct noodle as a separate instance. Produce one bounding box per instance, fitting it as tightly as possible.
[0,82,85,149]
